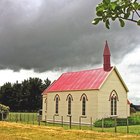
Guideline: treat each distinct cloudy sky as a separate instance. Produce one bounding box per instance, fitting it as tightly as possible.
[0,0,140,104]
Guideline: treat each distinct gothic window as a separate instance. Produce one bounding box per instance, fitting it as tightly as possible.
[68,97,72,115]
[66,94,73,115]
[109,90,118,116]
[80,93,88,116]
[45,98,47,113]
[82,96,86,115]
[54,94,60,114]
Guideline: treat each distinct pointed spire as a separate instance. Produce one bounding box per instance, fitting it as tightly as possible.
[103,40,111,56]
[103,41,111,71]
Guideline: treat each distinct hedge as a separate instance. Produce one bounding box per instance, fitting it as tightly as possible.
[94,117,140,128]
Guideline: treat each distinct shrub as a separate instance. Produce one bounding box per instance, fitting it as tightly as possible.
[0,104,10,120]
[128,116,140,125]
[94,116,140,128]
[94,118,115,128]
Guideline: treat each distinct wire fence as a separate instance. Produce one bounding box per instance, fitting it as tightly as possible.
[1,112,140,134]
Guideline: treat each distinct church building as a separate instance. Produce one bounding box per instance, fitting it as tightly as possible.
[42,41,130,125]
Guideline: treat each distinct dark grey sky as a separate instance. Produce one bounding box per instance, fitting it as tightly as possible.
[0,0,139,72]
[0,0,140,104]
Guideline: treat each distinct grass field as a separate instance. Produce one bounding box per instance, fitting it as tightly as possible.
[6,112,140,134]
[1,121,140,140]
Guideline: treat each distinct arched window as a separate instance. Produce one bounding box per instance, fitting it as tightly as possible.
[54,94,60,114]
[45,98,47,113]
[66,94,73,115]
[82,96,86,115]
[68,97,72,115]
[109,90,118,116]
[80,93,88,116]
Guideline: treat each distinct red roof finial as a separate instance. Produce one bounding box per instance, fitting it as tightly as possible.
[104,40,111,56]
[103,41,111,71]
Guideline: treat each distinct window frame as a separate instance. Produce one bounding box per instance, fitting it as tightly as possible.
[66,94,73,115]
[80,93,88,116]
[109,90,118,116]
[54,94,60,114]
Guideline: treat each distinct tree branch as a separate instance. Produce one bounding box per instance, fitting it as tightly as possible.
[119,16,138,23]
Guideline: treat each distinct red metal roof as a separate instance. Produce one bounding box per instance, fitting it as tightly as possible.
[43,67,113,94]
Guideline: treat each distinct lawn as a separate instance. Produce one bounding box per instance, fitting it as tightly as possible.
[6,112,140,134]
[0,121,140,140]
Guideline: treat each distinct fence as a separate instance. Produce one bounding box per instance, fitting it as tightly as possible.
[1,112,140,134]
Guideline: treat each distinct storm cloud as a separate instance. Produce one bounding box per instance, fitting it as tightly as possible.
[0,0,139,72]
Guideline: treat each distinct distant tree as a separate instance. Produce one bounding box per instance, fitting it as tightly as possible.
[0,83,13,107]
[92,0,140,28]
[20,77,51,111]
[0,77,51,112]
[43,78,51,89]
[12,82,22,111]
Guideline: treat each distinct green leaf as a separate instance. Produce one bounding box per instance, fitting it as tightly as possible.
[119,18,125,27]
[96,4,104,12]
[103,0,110,4]
[138,4,140,10]
[111,2,117,10]
[105,19,110,29]
[124,13,130,19]
[137,20,140,26]
[92,18,102,25]
[96,11,103,16]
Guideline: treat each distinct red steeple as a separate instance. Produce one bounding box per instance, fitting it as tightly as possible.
[103,41,111,71]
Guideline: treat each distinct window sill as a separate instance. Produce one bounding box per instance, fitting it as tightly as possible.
[54,114,59,116]
[80,115,87,118]
[67,114,72,117]
[110,115,118,118]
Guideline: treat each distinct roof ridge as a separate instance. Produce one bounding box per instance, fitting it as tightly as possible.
[63,67,104,74]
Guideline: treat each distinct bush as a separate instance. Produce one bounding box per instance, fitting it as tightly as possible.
[94,116,140,128]
[0,104,10,120]
[94,118,115,128]
[128,116,140,125]
[94,118,129,128]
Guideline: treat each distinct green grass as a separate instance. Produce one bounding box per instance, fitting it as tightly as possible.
[6,112,140,135]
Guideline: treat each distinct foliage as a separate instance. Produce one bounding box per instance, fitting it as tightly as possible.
[94,115,140,128]
[0,104,9,112]
[94,118,115,127]
[0,78,51,112]
[92,0,140,28]
[128,116,140,125]
[0,104,9,120]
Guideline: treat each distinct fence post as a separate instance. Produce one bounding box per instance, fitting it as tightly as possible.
[38,115,41,126]
[61,116,63,127]
[126,117,129,133]
[33,114,34,125]
[79,116,81,130]
[53,115,55,126]
[45,115,47,126]
[69,115,72,129]
[114,117,117,133]
[20,113,21,122]
[90,117,93,130]
[24,113,25,122]
[27,114,29,124]
[1,112,3,121]
[16,114,18,123]
[102,118,104,132]
[8,113,11,122]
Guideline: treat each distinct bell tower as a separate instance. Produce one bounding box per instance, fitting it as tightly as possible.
[103,41,111,71]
